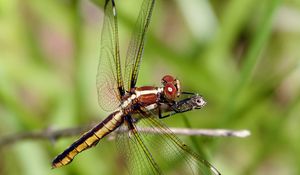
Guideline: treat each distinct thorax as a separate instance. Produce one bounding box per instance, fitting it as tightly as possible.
[120,86,163,112]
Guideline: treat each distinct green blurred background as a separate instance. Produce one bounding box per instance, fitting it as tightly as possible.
[1,0,300,174]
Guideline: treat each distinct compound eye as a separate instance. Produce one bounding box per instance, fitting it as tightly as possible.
[163,83,177,101]
[161,75,175,85]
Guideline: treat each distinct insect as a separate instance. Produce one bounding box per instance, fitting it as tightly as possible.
[52,0,220,174]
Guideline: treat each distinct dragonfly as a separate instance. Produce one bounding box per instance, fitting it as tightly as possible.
[52,0,220,174]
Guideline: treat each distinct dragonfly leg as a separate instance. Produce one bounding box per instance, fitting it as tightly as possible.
[159,102,180,119]
[157,102,165,119]
[181,91,198,95]
[159,112,175,119]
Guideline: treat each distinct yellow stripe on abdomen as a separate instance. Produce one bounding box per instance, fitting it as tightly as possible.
[52,110,124,168]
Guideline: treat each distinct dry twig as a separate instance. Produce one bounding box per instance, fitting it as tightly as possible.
[0,124,250,148]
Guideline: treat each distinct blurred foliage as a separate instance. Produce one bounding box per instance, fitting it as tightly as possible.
[1,0,300,175]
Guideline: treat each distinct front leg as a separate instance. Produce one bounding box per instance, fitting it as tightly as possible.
[181,91,198,95]
[158,102,165,119]
[159,94,205,119]
[158,101,180,119]
[159,111,177,119]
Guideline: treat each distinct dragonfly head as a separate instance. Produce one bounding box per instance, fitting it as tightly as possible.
[161,75,181,101]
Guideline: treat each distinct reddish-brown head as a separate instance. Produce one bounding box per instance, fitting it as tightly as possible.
[161,75,181,101]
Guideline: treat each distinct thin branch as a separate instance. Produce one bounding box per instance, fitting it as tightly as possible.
[0,124,250,148]
[0,125,91,148]
[137,128,251,137]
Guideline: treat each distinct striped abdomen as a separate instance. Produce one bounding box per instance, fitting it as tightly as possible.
[52,110,124,168]
[52,87,162,168]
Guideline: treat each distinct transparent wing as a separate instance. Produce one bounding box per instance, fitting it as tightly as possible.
[116,112,220,175]
[97,0,124,111]
[124,0,155,90]
[116,116,162,175]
